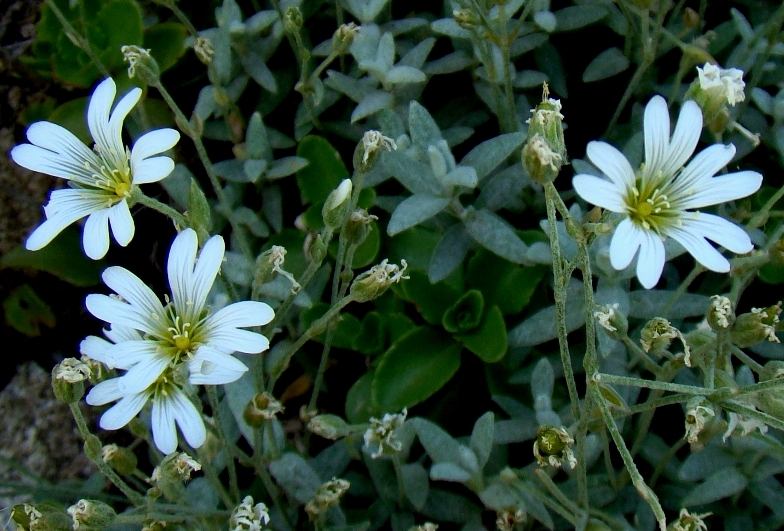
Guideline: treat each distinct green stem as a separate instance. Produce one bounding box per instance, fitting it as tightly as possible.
[133,190,188,228]
[205,387,240,503]
[728,344,765,374]
[391,454,406,506]
[594,373,711,395]
[44,0,111,79]
[621,337,662,376]
[513,477,577,525]
[153,0,200,37]
[660,265,704,317]
[534,469,582,516]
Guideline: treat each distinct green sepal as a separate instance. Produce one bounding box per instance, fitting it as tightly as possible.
[187,179,212,244]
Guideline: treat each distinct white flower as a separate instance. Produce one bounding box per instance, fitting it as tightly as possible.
[82,228,274,454]
[573,95,762,288]
[697,63,745,106]
[10,77,180,259]
[363,408,407,459]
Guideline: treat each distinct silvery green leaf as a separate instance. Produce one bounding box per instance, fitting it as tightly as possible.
[730,8,754,42]
[387,194,450,235]
[474,81,498,115]
[244,10,278,36]
[233,206,269,237]
[525,242,552,264]
[223,251,253,285]
[312,38,333,57]
[679,446,736,482]
[749,477,784,519]
[217,0,243,26]
[413,418,464,464]
[509,280,586,347]
[530,358,554,401]
[246,113,272,161]
[469,412,494,470]
[325,70,371,103]
[583,47,630,82]
[352,91,394,123]
[401,463,429,510]
[443,166,478,188]
[461,132,526,181]
[431,18,472,39]
[374,195,404,213]
[377,108,406,139]
[510,32,548,58]
[492,395,533,419]
[377,31,396,72]
[266,156,309,179]
[193,85,217,122]
[463,208,528,264]
[494,419,538,444]
[441,127,474,148]
[160,163,194,210]
[488,0,525,20]
[226,74,250,102]
[214,159,251,182]
[682,467,749,507]
[345,0,389,24]
[409,100,444,154]
[223,371,256,445]
[310,442,352,482]
[362,160,393,188]
[554,5,608,32]
[628,291,710,320]
[359,59,389,82]
[476,164,528,212]
[514,70,549,88]
[516,485,554,529]
[602,2,628,35]
[383,151,442,195]
[478,482,521,511]
[533,11,556,33]
[262,184,283,233]
[269,453,323,504]
[382,18,429,35]
[185,478,220,510]
[211,28,232,85]
[350,24,381,63]
[267,127,296,149]
[424,51,476,75]
[243,159,267,182]
[385,65,426,85]
[420,489,482,524]
[363,453,401,503]
[430,462,472,483]
[398,38,436,69]
[429,223,473,283]
[538,217,577,260]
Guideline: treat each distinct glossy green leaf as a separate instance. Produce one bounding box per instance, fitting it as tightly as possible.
[345,370,380,424]
[3,284,56,337]
[372,327,462,412]
[48,97,90,145]
[296,136,349,204]
[466,247,546,315]
[455,305,507,362]
[1,227,104,286]
[399,271,460,325]
[353,311,387,355]
[442,290,484,333]
[143,23,188,73]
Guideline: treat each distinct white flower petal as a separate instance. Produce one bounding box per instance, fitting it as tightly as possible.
[131,157,175,184]
[152,396,178,454]
[207,301,275,329]
[585,141,635,188]
[191,346,249,374]
[80,335,112,365]
[102,266,165,319]
[171,391,207,449]
[87,79,117,158]
[11,144,95,182]
[572,174,626,212]
[26,198,104,251]
[85,294,160,335]
[106,340,162,370]
[83,209,112,259]
[636,232,665,289]
[25,121,96,163]
[167,229,198,316]
[107,87,143,151]
[680,170,762,210]
[661,100,702,176]
[190,235,225,315]
[100,391,149,430]
[105,324,143,343]
[109,200,135,246]
[609,218,644,270]
[117,355,169,394]
[131,128,180,166]
[86,378,123,406]
[681,213,753,254]
[643,95,671,175]
[668,227,730,273]
[208,328,270,354]
[669,144,735,196]
[189,364,245,385]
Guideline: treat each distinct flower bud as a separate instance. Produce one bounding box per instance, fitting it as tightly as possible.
[243,392,285,428]
[12,503,72,531]
[684,396,714,444]
[668,508,711,531]
[308,414,351,440]
[354,130,396,173]
[283,6,303,33]
[523,86,566,184]
[52,358,90,403]
[332,23,359,54]
[323,179,353,231]
[305,477,351,518]
[731,302,781,347]
[682,7,700,28]
[151,452,201,502]
[194,37,214,65]
[686,63,745,128]
[308,233,329,262]
[121,45,160,85]
[350,259,409,303]
[454,9,481,30]
[67,499,116,530]
[343,209,377,246]
[640,318,691,366]
[533,425,576,469]
[522,134,564,184]
[102,444,138,475]
[254,246,287,287]
[707,295,734,330]
[594,303,628,341]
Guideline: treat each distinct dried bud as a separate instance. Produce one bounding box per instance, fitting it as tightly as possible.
[344,209,378,246]
[243,392,285,428]
[523,86,566,183]
[731,302,781,347]
[684,396,714,444]
[350,259,409,302]
[640,317,691,365]
[594,303,628,340]
[363,408,407,459]
[355,130,396,172]
[668,508,710,531]
[194,37,214,65]
[686,63,746,128]
[308,414,351,440]
[253,246,300,293]
[121,45,160,85]
[230,496,270,531]
[52,358,90,403]
[722,410,767,442]
[323,179,353,231]
[707,295,733,330]
[12,503,72,531]
[151,452,201,502]
[454,9,481,30]
[496,509,526,531]
[305,477,351,518]
[332,23,359,54]
[102,443,138,475]
[534,425,576,469]
[67,500,116,530]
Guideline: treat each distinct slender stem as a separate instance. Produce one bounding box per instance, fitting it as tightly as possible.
[133,190,188,228]
[153,0,200,37]
[391,454,406,506]
[68,403,145,506]
[594,373,711,395]
[621,337,662,376]
[152,81,255,263]
[513,478,577,525]
[648,438,687,488]
[196,444,234,509]
[660,265,704,317]
[44,0,111,79]
[534,470,582,516]
[605,61,650,136]
[728,344,765,374]
[205,386,240,503]
[625,392,693,416]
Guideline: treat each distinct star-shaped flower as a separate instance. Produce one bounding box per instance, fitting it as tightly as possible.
[82,228,274,453]
[11,77,180,259]
[573,95,762,288]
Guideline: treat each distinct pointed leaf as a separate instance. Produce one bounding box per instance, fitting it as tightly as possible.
[409,101,443,155]
[582,47,630,82]
[429,223,473,283]
[383,151,442,195]
[352,91,394,123]
[463,208,528,264]
[387,194,450,236]
[469,412,494,469]
[682,467,748,507]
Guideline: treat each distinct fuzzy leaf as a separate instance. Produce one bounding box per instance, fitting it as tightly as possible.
[463,208,528,263]
[682,467,749,507]
[429,223,473,283]
[554,5,607,31]
[388,194,450,235]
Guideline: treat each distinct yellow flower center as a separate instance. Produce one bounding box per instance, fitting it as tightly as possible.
[173,335,192,352]
[113,180,132,198]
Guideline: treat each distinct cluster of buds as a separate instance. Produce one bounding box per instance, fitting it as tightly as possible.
[522,84,566,184]
[121,45,160,85]
[350,259,409,302]
[533,425,577,469]
[640,318,691,366]
[363,408,407,459]
[454,9,481,30]
[594,303,628,340]
[707,295,734,330]
[684,396,714,444]
[230,496,270,531]
[253,245,300,293]
[496,509,526,531]
[731,303,781,347]
[67,500,116,530]
[355,130,396,172]
[668,509,710,531]
[305,477,351,518]
[243,392,285,428]
[52,357,91,403]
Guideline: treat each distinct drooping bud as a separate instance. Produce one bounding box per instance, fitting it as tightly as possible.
[523,84,566,184]
[67,499,116,530]
[684,396,714,444]
[121,45,160,85]
[194,37,214,65]
[363,408,407,459]
[350,259,409,303]
[668,508,710,531]
[305,477,351,519]
[102,443,138,475]
[323,179,353,231]
[332,23,359,54]
[640,317,692,366]
[731,302,781,347]
[243,392,285,428]
[230,496,270,531]
[355,130,396,172]
[594,303,628,341]
[533,425,576,469]
[707,295,734,330]
[52,358,91,403]
[308,414,351,440]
